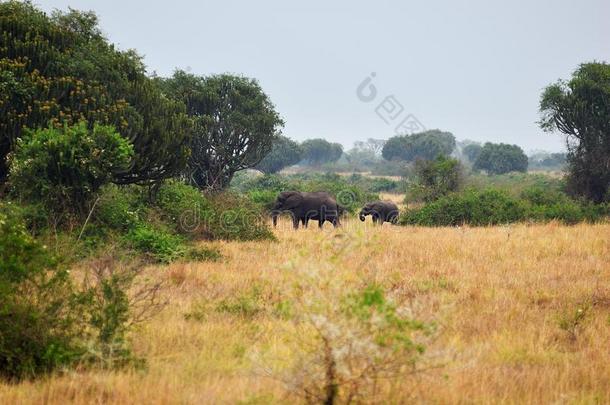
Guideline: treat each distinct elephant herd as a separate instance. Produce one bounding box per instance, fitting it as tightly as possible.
[271,191,399,229]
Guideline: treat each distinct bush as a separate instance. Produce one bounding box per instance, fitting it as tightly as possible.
[0,211,80,379]
[246,189,278,210]
[401,189,526,226]
[95,185,145,231]
[125,225,186,263]
[406,156,463,202]
[401,186,609,227]
[154,180,212,235]
[205,193,276,241]
[154,181,274,242]
[9,123,133,221]
[257,263,432,404]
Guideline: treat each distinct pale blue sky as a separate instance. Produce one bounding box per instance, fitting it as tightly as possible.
[36,0,609,152]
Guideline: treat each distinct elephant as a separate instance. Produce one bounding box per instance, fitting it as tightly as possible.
[359,200,399,225]
[271,191,341,229]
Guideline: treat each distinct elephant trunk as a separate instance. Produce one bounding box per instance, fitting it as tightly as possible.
[359,210,366,221]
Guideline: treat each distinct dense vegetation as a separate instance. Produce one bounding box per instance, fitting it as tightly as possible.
[158,71,284,189]
[381,129,455,162]
[0,1,607,389]
[539,62,610,203]
[473,142,528,174]
[0,2,191,185]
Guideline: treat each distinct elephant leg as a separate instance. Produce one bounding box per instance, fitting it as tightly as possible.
[292,215,300,229]
[302,217,308,228]
[272,213,278,227]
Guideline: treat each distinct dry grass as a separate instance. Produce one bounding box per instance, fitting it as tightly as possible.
[1,221,609,404]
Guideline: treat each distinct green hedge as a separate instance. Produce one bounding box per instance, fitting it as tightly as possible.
[400,187,609,226]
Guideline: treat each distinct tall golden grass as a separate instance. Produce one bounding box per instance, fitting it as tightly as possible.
[1,220,608,404]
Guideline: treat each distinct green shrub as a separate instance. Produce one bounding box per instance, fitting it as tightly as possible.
[206,192,276,241]
[406,156,463,202]
[125,225,186,263]
[401,186,609,227]
[0,200,49,235]
[0,211,81,380]
[246,189,278,210]
[9,123,134,220]
[95,185,145,231]
[155,181,212,235]
[401,189,526,226]
[79,269,136,369]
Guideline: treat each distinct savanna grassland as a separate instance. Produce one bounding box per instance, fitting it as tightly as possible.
[1,220,608,404]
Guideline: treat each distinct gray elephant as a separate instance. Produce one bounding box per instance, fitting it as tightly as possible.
[359,201,399,224]
[271,191,341,229]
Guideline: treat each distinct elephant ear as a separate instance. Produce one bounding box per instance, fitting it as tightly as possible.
[280,192,304,209]
[277,191,299,203]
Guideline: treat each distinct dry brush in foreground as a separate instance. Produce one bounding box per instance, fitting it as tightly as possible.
[1,221,608,404]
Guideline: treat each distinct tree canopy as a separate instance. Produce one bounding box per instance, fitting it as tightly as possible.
[301,138,343,166]
[473,142,528,174]
[256,135,302,174]
[408,155,463,202]
[381,130,455,162]
[462,143,483,162]
[159,71,284,189]
[0,2,191,185]
[539,62,610,202]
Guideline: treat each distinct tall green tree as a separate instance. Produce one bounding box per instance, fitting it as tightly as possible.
[256,135,302,174]
[382,130,455,162]
[408,155,463,202]
[462,143,483,162]
[0,2,190,185]
[539,62,610,202]
[301,138,343,166]
[473,143,528,174]
[160,71,284,189]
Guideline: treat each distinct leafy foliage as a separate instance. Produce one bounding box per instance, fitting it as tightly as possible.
[94,181,273,247]
[462,143,482,162]
[382,129,455,162]
[400,187,608,226]
[9,123,133,219]
[159,71,284,190]
[539,62,610,202]
[0,2,191,185]
[255,135,302,174]
[257,256,431,404]
[204,192,276,241]
[0,210,81,380]
[301,138,343,166]
[125,225,186,264]
[473,142,528,174]
[407,156,463,202]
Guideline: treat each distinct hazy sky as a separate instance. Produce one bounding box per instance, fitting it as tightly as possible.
[37,0,609,152]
